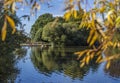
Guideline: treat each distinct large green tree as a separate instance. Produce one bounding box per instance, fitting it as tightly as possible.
[31,11,89,46]
[62,22,89,46]
[30,13,54,41]
[32,16,66,42]
[42,22,64,46]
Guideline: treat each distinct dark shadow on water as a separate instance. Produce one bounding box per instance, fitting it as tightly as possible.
[0,47,27,83]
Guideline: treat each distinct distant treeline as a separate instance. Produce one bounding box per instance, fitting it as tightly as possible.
[30,13,90,46]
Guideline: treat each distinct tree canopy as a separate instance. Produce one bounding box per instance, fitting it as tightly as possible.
[30,13,54,41]
[30,13,89,46]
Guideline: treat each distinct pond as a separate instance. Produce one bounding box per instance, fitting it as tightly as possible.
[0,46,120,83]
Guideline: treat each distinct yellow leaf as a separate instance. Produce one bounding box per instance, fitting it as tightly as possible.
[80,57,86,63]
[96,55,102,63]
[113,42,117,48]
[100,7,105,13]
[88,23,92,28]
[107,10,116,26]
[92,12,96,20]
[101,45,108,51]
[99,56,113,63]
[96,24,106,39]
[96,51,101,56]
[106,61,111,69]
[109,2,114,8]
[80,22,89,28]
[4,0,14,6]
[90,32,98,46]
[80,62,85,68]
[6,15,16,34]
[116,16,120,23]
[86,55,90,64]
[117,42,120,47]
[36,4,40,10]
[11,2,16,13]
[108,41,113,46]
[1,19,7,41]
[87,30,94,43]
[75,50,87,59]
[16,0,23,2]
[69,0,73,3]
[90,52,95,59]
[86,51,90,56]
[73,10,77,18]
[91,20,96,29]
[116,16,120,28]
[64,11,71,21]
[108,16,113,25]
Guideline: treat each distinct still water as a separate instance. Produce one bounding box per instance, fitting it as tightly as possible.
[0,46,120,83]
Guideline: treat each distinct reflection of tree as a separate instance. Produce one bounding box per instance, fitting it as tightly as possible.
[0,49,19,83]
[63,60,89,79]
[13,47,27,60]
[0,46,27,82]
[31,47,61,75]
[104,48,120,78]
[104,60,120,78]
[31,47,100,79]
[63,56,100,79]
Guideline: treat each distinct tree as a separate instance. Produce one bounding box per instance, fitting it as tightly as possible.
[33,28,43,42]
[42,22,64,46]
[30,13,54,41]
[31,12,89,46]
[62,22,89,46]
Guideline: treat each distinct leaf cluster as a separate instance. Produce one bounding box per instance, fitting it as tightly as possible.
[65,0,120,69]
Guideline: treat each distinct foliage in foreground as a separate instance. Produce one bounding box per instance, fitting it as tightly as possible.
[64,0,120,69]
[0,12,29,51]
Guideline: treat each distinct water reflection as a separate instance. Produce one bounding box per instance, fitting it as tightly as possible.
[31,47,100,79]
[104,48,120,78]
[1,46,120,83]
[0,47,27,83]
[13,47,27,60]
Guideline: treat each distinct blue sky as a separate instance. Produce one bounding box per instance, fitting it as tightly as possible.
[16,0,94,33]
[16,0,65,33]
